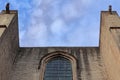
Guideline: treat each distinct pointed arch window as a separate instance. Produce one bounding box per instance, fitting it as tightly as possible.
[44,57,72,80]
[39,51,77,80]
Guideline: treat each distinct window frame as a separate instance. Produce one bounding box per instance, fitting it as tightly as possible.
[39,51,77,80]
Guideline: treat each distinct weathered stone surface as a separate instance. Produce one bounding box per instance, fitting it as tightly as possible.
[0,10,19,80]
[100,11,120,80]
[110,29,120,48]
[1,8,120,80]
[11,47,107,80]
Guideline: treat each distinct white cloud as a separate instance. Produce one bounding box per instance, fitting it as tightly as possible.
[23,22,48,46]
[51,18,67,35]
[61,3,79,21]
[16,0,99,46]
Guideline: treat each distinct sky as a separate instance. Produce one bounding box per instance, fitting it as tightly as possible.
[0,0,120,47]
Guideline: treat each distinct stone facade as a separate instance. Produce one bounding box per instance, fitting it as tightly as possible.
[11,47,106,80]
[0,10,19,80]
[100,11,120,80]
[0,8,120,80]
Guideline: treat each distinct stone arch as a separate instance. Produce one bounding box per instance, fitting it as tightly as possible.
[39,51,78,80]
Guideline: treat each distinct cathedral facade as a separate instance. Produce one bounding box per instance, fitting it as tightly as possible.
[0,5,120,80]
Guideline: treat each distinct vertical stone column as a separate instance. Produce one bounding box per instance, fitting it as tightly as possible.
[100,9,120,80]
[0,9,19,80]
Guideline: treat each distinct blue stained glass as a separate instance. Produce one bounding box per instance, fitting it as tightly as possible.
[44,57,72,80]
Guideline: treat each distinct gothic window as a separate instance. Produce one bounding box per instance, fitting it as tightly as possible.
[44,57,72,80]
[39,52,77,80]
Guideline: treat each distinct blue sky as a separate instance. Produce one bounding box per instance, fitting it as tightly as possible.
[0,0,120,47]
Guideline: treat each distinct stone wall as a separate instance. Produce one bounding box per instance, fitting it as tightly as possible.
[1,8,119,80]
[11,47,106,80]
[0,11,19,80]
[100,11,120,80]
